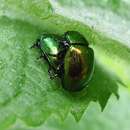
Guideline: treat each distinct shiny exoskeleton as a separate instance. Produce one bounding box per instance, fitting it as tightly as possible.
[31,31,94,91]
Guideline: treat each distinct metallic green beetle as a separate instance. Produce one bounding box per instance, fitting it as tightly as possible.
[31,31,94,91]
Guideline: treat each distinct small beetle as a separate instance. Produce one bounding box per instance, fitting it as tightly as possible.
[31,31,94,91]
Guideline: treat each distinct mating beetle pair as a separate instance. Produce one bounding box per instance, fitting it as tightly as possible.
[31,31,94,91]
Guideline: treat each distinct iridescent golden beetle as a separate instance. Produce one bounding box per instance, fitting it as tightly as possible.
[31,31,94,91]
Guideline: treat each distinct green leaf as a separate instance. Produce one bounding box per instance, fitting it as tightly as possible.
[0,0,129,129]
[7,87,130,130]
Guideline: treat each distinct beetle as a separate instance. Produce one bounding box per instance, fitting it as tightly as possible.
[31,31,94,91]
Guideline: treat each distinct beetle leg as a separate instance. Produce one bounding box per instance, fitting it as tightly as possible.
[59,40,70,48]
[36,52,49,62]
[37,54,44,60]
[37,52,58,79]
[30,39,40,49]
[48,66,58,79]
